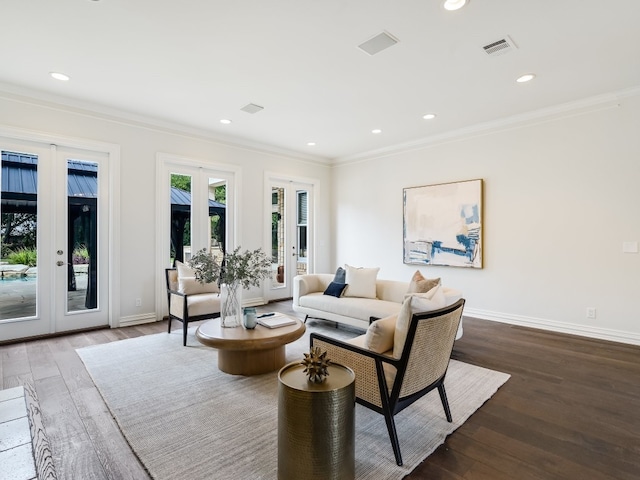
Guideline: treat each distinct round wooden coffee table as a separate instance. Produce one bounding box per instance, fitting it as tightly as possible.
[195,317,306,375]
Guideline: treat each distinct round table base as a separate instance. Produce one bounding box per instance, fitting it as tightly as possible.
[218,346,286,375]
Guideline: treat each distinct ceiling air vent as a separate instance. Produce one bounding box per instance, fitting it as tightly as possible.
[358,31,399,56]
[482,35,518,56]
[240,103,264,114]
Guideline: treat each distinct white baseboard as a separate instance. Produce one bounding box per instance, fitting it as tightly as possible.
[243,297,267,307]
[464,308,640,346]
[118,313,157,328]
[119,299,268,328]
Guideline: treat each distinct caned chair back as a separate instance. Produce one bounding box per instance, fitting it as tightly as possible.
[309,298,465,466]
[397,303,463,398]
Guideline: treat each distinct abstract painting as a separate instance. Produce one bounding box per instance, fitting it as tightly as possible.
[403,179,483,268]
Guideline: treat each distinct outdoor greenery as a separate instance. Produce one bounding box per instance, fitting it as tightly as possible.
[72,245,90,265]
[189,246,272,290]
[170,174,227,254]
[1,213,37,257]
[6,248,37,267]
[171,174,191,192]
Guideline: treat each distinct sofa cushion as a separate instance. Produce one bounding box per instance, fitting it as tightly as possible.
[407,270,441,294]
[393,285,446,358]
[364,315,397,353]
[344,265,379,299]
[323,281,348,298]
[299,292,401,322]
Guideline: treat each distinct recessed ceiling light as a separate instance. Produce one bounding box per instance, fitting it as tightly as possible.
[516,73,536,83]
[220,119,232,125]
[444,0,469,11]
[306,142,316,146]
[371,129,382,134]
[422,113,437,120]
[49,72,70,81]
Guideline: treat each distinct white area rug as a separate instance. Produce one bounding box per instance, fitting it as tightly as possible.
[77,322,509,480]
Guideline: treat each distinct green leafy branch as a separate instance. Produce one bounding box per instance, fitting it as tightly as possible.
[189,246,272,289]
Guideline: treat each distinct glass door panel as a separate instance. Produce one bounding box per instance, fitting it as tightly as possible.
[0,150,39,321]
[169,173,193,264]
[208,178,226,265]
[54,148,109,333]
[66,159,99,313]
[268,182,312,300]
[296,189,308,278]
[271,187,285,287]
[167,171,227,268]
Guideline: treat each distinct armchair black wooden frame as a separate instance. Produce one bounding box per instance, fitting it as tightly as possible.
[165,268,221,346]
[310,299,465,466]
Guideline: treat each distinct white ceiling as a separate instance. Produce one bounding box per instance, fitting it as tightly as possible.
[1,0,640,162]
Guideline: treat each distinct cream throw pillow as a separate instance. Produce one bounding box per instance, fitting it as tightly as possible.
[175,260,196,278]
[175,260,219,294]
[178,277,219,295]
[344,264,379,299]
[407,270,441,294]
[364,315,397,353]
[392,285,446,358]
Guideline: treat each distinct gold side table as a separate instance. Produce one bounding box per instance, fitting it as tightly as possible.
[277,362,355,480]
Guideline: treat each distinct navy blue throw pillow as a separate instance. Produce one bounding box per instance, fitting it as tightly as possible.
[324,282,348,298]
[333,267,346,284]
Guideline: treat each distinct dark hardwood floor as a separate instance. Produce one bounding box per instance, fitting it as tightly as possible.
[1,301,639,479]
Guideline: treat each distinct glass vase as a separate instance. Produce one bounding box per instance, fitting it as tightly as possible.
[220,283,242,327]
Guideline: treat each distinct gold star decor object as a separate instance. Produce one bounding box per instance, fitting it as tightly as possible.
[301,346,331,383]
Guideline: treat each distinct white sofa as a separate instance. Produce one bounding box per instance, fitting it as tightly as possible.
[293,273,464,338]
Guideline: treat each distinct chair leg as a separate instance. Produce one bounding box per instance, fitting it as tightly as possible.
[304,315,308,324]
[167,317,172,333]
[382,410,403,466]
[183,321,188,346]
[437,383,453,422]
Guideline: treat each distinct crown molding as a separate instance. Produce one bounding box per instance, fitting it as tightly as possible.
[0,81,332,167]
[332,85,640,166]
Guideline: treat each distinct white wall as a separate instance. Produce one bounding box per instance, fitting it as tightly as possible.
[0,91,332,325]
[332,92,640,345]
[2,88,639,345]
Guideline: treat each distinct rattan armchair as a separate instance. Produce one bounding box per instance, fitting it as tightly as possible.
[310,298,465,466]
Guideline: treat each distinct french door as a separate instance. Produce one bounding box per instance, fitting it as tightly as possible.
[0,140,110,342]
[157,154,236,317]
[267,180,313,301]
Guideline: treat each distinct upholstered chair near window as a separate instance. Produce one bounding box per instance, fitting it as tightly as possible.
[310,298,465,466]
[165,262,221,346]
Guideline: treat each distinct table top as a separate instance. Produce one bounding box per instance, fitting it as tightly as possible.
[195,316,306,351]
[279,363,355,392]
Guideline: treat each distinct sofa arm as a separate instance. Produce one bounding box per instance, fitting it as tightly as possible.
[293,274,334,306]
